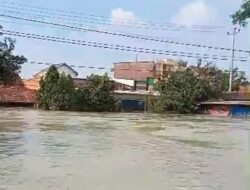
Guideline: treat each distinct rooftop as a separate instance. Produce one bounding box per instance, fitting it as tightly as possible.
[0,85,37,104]
[115,90,160,96]
[114,59,178,65]
[33,63,78,78]
[199,101,250,106]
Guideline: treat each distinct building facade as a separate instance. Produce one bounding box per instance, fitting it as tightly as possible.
[114,59,181,81]
[114,59,181,91]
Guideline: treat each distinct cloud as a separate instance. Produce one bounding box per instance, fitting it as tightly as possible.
[111,8,141,25]
[171,0,217,26]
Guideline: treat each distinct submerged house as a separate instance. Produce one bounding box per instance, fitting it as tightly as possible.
[0,85,37,107]
[199,101,250,117]
[199,89,250,117]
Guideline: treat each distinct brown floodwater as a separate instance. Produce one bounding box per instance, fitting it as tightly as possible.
[0,108,250,190]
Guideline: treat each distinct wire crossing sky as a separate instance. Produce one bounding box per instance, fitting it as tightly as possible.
[0,0,249,79]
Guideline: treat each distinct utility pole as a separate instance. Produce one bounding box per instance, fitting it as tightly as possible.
[227,26,240,92]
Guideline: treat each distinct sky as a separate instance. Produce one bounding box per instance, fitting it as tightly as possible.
[0,0,249,79]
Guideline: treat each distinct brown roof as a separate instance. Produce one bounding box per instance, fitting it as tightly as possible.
[23,78,88,90]
[199,101,250,106]
[23,78,40,90]
[0,85,37,104]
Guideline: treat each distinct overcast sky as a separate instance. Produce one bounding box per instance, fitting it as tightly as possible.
[0,0,249,79]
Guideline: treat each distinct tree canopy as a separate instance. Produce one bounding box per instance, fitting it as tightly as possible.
[148,60,248,114]
[38,66,116,112]
[232,0,250,26]
[72,74,116,112]
[157,68,206,113]
[0,26,27,85]
[37,65,75,110]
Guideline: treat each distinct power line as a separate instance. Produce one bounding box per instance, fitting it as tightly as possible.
[0,1,224,31]
[0,17,85,32]
[28,61,111,70]
[0,29,242,61]
[27,61,247,73]
[26,61,154,72]
[0,16,175,42]
[1,29,248,62]
[2,29,248,61]
[0,7,215,33]
[0,13,249,55]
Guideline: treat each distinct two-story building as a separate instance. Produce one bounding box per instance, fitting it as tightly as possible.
[114,59,182,91]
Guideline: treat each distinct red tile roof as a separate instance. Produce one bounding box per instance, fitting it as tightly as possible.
[22,78,41,90]
[0,85,37,104]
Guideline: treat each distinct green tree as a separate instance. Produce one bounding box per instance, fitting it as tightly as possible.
[37,65,74,110]
[232,0,250,26]
[72,74,116,112]
[71,88,90,111]
[85,74,116,112]
[177,59,188,68]
[145,94,165,113]
[157,68,206,114]
[193,62,225,99]
[222,68,247,91]
[0,26,27,85]
[56,73,75,110]
[190,60,247,95]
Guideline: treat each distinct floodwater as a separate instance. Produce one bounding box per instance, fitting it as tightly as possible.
[0,108,250,190]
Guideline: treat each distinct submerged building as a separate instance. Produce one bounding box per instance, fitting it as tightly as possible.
[0,85,37,107]
[199,91,250,117]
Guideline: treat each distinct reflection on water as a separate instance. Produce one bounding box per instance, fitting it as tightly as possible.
[0,108,249,190]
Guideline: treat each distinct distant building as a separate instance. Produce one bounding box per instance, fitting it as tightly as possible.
[114,59,182,91]
[114,59,181,81]
[200,82,250,117]
[23,63,79,90]
[33,63,78,78]
[23,77,86,91]
[23,64,135,91]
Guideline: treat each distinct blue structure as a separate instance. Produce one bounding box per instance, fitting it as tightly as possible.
[231,105,250,117]
[199,101,250,117]
[114,90,158,112]
[119,100,145,111]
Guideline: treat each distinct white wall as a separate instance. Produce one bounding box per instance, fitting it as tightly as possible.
[36,66,77,78]
[57,67,77,78]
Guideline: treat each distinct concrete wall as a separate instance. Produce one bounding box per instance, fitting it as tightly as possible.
[114,61,155,80]
[114,60,180,81]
